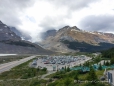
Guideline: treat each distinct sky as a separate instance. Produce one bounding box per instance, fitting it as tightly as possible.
[0,0,114,42]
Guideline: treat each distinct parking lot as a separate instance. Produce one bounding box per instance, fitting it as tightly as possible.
[31,55,91,71]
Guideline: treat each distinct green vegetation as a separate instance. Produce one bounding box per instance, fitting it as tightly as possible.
[98,63,102,70]
[101,47,114,58]
[111,57,114,64]
[87,66,97,81]
[94,55,101,63]
[101,47,114,65]
[1,40,35,47]
[47,69,108,86]
[83,55,102,67]
[61,40,114,52]
[0,79,47,86]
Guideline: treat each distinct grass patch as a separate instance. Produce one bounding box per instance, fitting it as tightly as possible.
[0,79,47,86]
[47,69,106,86]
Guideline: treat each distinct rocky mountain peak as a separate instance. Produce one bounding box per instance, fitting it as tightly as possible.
[58,26,81,32]
[63,26,70,29]
[41,29,57,40]
[0,20,21,41]
[58,26,70,32]
[71,26,80,31]
[46,29,56,34]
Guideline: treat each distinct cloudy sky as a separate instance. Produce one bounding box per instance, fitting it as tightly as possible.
[0,0,114,42]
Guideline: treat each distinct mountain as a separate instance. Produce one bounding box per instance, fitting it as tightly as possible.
[40,26,114,53]
[41,29,57,40]
[9,27,32,41]
[0,20,53,54]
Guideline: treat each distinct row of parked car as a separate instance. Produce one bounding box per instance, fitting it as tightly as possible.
[41,55,87,65]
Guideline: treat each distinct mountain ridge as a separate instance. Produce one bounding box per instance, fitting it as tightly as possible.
[40,26,114,52]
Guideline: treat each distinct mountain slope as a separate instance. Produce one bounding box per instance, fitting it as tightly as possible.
[40,26,114,52]
[41,29,57,40]
[0,20,53,54]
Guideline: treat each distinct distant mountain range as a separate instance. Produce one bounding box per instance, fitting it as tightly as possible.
[0,20,53,54]
[41,29,56,40]
[40,26,114,53]
[5,20,114,53]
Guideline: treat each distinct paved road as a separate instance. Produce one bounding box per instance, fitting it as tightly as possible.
[41,71,56,79]
[0,55,38,73]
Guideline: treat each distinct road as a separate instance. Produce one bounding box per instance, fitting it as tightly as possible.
[0,55,38,73]
[41,71,56,79]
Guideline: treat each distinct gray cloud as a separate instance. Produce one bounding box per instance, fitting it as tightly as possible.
[39,0,99,32]
[48,0,98,11]
[0,0,35,27]
[80,15,114,32]
[39,15,70,31]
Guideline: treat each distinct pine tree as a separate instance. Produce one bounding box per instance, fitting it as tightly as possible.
[87,66,97,82]
[105,61,109,66]
[74,72,79,83]
[80,64,82,67]
[98,63,102,70]
[64,66,67,72]
[103,61,105,65]
[64,77,72,86]
[111,57,114,65]
[66,67,70,72]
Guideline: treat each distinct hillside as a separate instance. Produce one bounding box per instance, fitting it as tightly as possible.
[101,48,114,58]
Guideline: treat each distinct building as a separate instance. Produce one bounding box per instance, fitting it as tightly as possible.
[107,70,114,86]
[53,64,56,71]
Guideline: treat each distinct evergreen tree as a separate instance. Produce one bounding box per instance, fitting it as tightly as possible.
[87,66,97,82]
[66,67,70,72]
[105,61,110,66]
[64,66,67,72]
[74,72,79,83]
[64,77,72,86]
[80,64,82,67]
[98,63,102,70]
[94,56,101,63]
[111,57,114,65]
[103,61,105,65]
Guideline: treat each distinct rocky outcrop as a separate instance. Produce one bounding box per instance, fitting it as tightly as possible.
[41,29,57,40]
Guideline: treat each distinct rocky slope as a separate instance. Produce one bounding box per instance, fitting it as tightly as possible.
[0,20,52,54]
[40,26,114,52]
[41,29,57,40]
